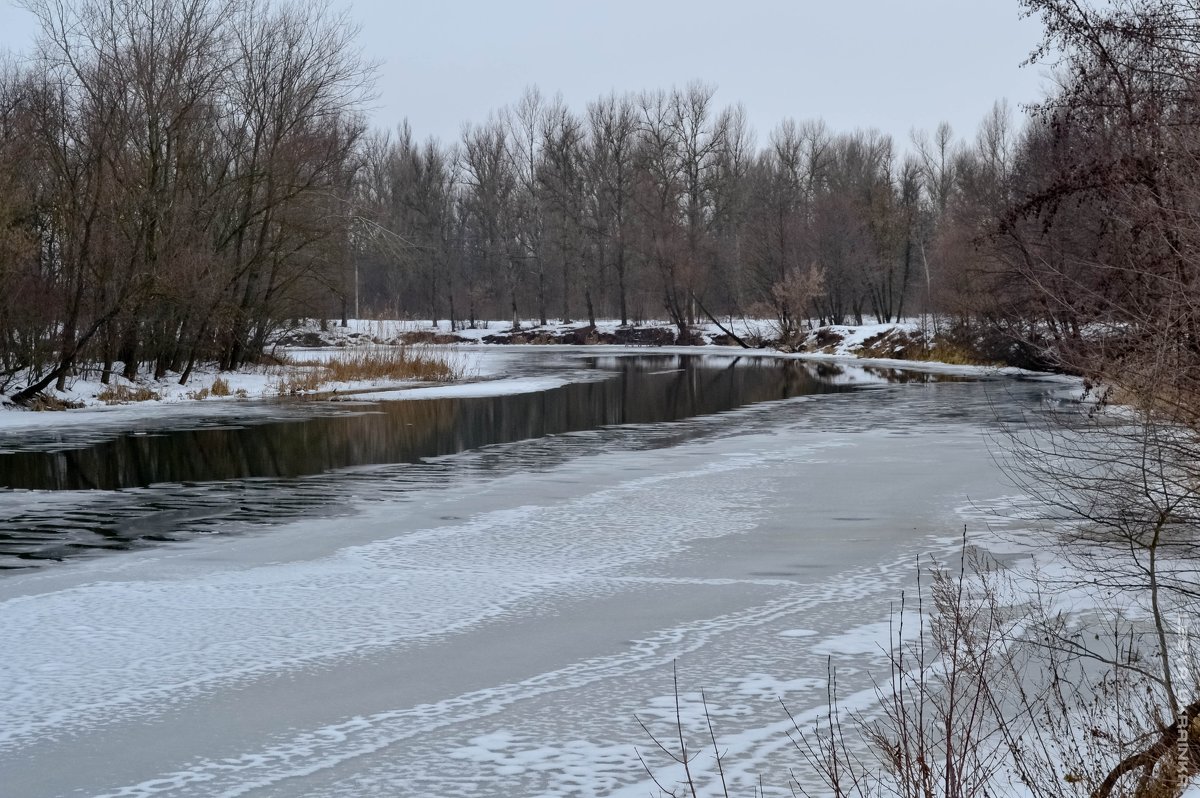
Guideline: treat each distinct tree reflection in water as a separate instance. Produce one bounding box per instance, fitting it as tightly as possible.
[0,355,959,567]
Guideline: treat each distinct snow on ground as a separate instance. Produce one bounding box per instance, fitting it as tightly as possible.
[287,316,952,359]
[0,317,1062,429]
[0,347,492,431]
[285,315,883,350]
[283,316,780,345]
[346,373,618,402]
[274,317,1063,384]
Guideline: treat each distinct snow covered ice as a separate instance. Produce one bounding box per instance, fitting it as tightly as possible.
[0,352,1059,796]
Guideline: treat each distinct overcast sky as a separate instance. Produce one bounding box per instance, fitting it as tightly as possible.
[0,0,1051,152]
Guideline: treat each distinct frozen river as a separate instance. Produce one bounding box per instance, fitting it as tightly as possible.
[0,350,1059,796]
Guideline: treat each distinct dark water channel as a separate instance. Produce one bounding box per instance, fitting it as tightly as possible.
[0,353,957,569]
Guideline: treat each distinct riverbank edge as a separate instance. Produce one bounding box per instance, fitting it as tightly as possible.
[0,319,1067,426]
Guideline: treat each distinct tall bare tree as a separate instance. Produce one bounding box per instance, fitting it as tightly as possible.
[585,93,639,325]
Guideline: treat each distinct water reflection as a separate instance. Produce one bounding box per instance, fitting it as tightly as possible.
[0,354,987,569]
[0,356,866,491]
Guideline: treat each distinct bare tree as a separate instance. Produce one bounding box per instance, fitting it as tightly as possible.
[669,81,725,328]
[505,87,549,325]
[585,92,639,325]
[460,118,519,329]
[633,88,688,336]
[3,0,374,400]
[539,98,592,323]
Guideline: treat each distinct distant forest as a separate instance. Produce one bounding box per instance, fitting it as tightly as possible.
[0,0,1197,405]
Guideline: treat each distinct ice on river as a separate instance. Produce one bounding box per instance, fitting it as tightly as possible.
[0,366,1053,797]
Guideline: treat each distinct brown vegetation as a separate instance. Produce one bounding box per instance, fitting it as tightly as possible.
[24,393,85,411]
[96,385,161,405]
[274,346,461,396]
[854,328,1004,366]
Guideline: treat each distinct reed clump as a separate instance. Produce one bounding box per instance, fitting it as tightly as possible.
[318,346,459,383]
[274,345,461,396]
[96,385,161,404]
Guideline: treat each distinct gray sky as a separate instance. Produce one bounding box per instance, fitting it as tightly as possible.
[0,0,1051,151]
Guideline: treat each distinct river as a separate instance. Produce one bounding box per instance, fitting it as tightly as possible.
[0,349,1060,796]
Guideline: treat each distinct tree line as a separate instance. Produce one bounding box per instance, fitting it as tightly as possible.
[2,0,1199,405]
[355,86,1020,345]
[0,0,372,402]
[0,0,1031,402]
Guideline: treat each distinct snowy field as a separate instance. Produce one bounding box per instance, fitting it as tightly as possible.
[0,351,1067,796]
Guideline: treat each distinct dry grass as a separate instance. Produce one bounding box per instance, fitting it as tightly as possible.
[185,377,245,401]
[398,330,464,345]
[856,328,1004,366]
[273,368,325,396]
[320,346,459,382]
[27,393,85,411]
[96,384,161,404]
[273,345,462,396]
[917,340,1003,366]
[857,329,909,359]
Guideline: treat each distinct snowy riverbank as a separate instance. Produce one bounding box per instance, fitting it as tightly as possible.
[0,318,1052,426]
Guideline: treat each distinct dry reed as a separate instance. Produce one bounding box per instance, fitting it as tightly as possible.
[273,345,462,396]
